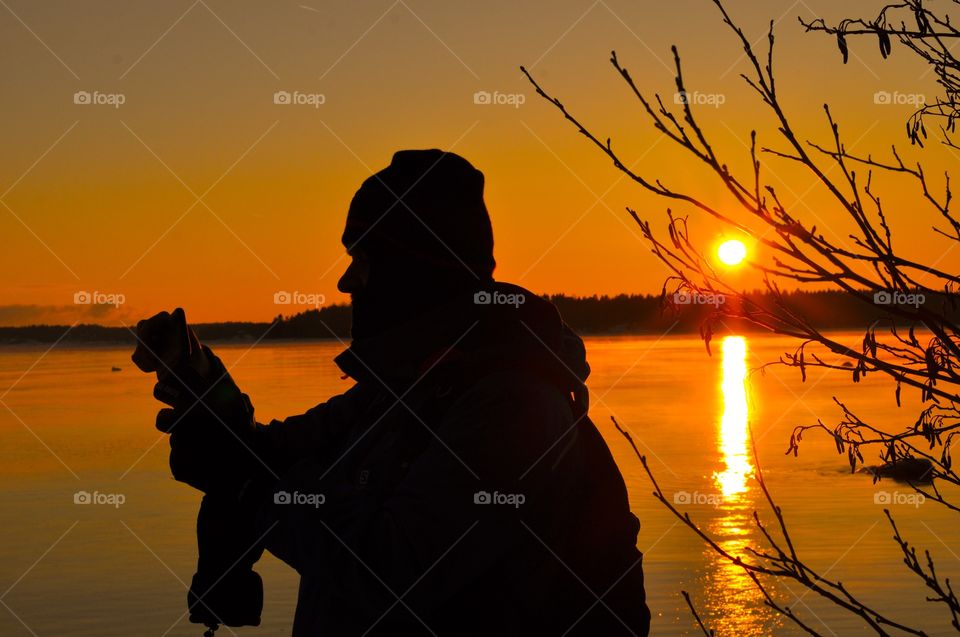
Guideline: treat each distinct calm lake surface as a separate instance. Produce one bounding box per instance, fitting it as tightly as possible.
[0,332,956,636]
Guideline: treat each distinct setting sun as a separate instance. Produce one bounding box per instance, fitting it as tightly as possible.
[718,239,748,266]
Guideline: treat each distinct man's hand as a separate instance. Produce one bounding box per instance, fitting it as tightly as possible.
[132,307,210,384]
[133,308,216,432]
[132,308,264,495]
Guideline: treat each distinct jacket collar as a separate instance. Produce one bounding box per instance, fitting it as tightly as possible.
[334,282,587,399]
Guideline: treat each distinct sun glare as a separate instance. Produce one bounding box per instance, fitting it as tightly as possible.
[717,239,747,266]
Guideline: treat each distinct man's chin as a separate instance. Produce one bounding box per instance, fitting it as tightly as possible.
[349,297,382,341]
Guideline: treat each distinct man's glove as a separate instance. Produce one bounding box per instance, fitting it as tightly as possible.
[132,308,271,496]
[187,494,266,630]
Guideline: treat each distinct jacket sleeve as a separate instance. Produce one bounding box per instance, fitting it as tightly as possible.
[264,370,575,613]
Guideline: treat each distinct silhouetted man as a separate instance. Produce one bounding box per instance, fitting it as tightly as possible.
[133,150,651,636]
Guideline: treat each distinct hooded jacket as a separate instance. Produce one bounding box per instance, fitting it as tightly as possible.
[249,282,651,636]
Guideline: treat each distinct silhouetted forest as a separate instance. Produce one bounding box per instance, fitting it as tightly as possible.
[1,290,956,344]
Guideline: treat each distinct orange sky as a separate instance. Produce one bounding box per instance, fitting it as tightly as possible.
[2,0,957,326]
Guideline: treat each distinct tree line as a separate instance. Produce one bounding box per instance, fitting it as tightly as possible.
[1,289,955,344]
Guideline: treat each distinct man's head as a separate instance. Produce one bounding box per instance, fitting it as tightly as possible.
[338,150,495,339]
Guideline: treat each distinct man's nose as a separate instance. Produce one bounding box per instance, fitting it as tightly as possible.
[338,261,362,294]
[337,269,352,294]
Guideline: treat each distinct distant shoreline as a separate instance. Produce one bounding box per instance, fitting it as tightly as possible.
[1,290,955,345]
[0,327,881,350]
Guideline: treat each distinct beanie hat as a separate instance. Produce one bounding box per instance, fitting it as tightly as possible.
[342,149,495,280]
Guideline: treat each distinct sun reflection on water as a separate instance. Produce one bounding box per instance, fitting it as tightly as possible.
[696,336,781,636]
[714,335,753,499]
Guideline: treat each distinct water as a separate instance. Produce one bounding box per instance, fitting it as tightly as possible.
[0,333,956,636]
